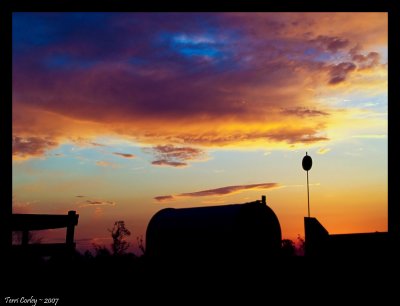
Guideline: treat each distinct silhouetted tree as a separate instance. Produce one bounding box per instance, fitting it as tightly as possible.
[108,221,131,256]
[296,234,305,256]
[281,239,296,256]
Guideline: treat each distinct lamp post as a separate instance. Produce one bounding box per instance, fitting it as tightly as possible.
[302,152,312,217]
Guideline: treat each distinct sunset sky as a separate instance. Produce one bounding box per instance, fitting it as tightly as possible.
[12,12,387,253]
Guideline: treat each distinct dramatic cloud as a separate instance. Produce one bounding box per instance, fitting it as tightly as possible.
[154,182,280,202]
[12,13,387,160]
[112,152,136,158]
[147,145,206,167]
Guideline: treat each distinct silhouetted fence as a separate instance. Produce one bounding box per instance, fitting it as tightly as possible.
[11,210,79,257]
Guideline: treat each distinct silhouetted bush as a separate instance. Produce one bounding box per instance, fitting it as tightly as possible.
[281,239,296,256]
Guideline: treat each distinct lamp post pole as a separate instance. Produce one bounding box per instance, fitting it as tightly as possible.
[307,169,310,218]
[302,152,312,218]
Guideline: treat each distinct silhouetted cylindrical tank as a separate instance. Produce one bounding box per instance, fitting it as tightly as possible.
[146,196,281,259]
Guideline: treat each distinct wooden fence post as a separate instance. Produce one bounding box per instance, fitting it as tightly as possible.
[66,211,77,247]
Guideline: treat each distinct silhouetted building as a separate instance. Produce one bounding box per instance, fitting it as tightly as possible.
[304,217,396,256]
[146,196,281,259]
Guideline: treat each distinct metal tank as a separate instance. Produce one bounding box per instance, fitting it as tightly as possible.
[146,196,281,259]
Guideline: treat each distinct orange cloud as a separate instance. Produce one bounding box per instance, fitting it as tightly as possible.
[309,35,349,53]
[96,161,118,168]
[224,13,387,48]
[13,136,58,160]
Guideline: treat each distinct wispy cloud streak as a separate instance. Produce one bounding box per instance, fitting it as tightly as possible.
[154,182,280,202]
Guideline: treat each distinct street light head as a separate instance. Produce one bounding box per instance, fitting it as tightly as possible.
[302,152,312,171]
